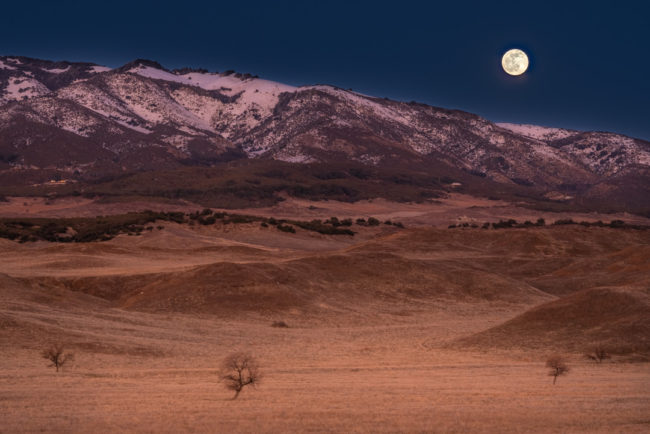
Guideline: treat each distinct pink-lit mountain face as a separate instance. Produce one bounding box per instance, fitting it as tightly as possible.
[1,57,648,212]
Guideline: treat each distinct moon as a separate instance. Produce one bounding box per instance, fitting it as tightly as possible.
[502,49,529,76]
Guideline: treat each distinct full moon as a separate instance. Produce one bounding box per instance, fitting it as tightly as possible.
[502,49,529,76]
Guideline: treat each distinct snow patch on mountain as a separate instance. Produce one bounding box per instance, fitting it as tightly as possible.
[304,85,410,125]
[43,66,70,74]
[25,97,103,137]
[89,66,112,73]
[497,123,577,141]
[129,65,296,134]
[4,77,49,101]
[112,119,153,134]
[1,56,648,193]
[0,59,17,70]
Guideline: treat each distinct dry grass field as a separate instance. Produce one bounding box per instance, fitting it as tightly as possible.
[1,199,649,432]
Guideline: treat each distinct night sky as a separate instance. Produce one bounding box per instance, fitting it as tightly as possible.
[2,0,648,139]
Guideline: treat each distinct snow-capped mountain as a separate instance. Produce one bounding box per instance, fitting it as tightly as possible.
[1,56,648,209]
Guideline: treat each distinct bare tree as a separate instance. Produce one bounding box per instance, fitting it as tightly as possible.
[546,355,569,384]
[585,345,610,363]
[220,352,261,399]
[42,343,74,372]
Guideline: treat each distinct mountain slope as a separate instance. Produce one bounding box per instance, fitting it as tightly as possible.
[1,56,648,212]
[454,287,650,355]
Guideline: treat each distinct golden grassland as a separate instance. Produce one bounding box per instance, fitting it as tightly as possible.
[2,319,649,433]
[1,203,649,433]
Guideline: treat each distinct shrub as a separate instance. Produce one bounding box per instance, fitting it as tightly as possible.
[277,224,296,233]
[326,217,341,227]
[546,355,569,384]
[553,219,576,226]
[198,216,217,225]
[492,219,518,229]
[42,343,74,372]
[220,352,261,399]
[271,321,289,328]
[293,220,355,236]
[609,219,625,228]
[585,345,610,363]
[367,217,380,226]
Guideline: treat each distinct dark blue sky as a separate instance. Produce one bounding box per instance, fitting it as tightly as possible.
[2,1,649,139]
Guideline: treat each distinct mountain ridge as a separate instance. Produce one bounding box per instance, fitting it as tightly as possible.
[1,56,648,214]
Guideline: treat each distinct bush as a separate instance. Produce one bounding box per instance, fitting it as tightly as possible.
[367,217,380,226]
[220,352,261,399]
[198,216,217,225]
[553,219,576,226]
[293,220,355,236]
[609,219,625,228]
[546,355,569,384]
[326,217,341,227]
[585,345,610,363]
[277,224,296,233]
[271,321,289,328]
[42,343,74,372]
[492,219,518,229]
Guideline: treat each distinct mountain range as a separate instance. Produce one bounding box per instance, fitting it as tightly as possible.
[1,56,648,214]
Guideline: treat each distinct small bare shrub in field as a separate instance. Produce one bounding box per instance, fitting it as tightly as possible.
[546,355,569,384]
[586,345,610,363]
[271,320,289,328]
[220,352,261,399]
[42,343,74,372]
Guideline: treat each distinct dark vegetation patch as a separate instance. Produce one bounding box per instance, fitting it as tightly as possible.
[4,159,644,216]
[0,211,184,243]
[0,161,449,208]
[448,218,649,231]
[271,321,289,328]
[0,209,403,243]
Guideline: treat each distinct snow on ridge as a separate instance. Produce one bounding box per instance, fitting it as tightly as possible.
[497,123,577,141]
[129,65,295,93]
[301,85,410,125]
[0,60,16,70]
[90,65,112,73]
[43,66,70,74]
[112,118,153,134]
[127,65,298,132]
[5,77,49,101]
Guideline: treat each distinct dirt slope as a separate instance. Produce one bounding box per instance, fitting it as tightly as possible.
[455,287,650,355]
